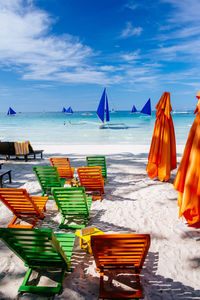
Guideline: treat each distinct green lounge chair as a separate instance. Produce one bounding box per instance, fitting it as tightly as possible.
[0,228,75,296]
[86,156,107,180]
[52,187,92,229]
[33,166,65,197]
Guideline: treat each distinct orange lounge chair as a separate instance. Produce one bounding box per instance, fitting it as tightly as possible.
[77,166,104,200]
[91,234,151,299]
[0,188,48,228]
[50,157,75,185]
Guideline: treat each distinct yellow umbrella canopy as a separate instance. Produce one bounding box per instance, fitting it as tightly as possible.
[146,92,177,181]
[174,95,200,224]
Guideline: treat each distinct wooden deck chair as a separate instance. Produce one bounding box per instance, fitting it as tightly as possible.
[86,156,107,181]
[0,228,75,296]
[77,166,104,200]
[52,187,92,229]
[91,234,151,299]
[0,188,48,228]
[49,157,75,185]
[33,166,65,197]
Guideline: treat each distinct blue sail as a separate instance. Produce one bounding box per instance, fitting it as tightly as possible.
[141,98,151,116]
[7,107,16,115]
[97,88,107,123]
[131,105,137,113]
[62,107,67,113]
[66,107,73,114]
[105,94,110,122]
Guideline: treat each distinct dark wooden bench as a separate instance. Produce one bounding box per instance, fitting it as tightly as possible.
[16,150,44,161]
[0,169,12,188]
[27,149,44,160]
[0,142,44,161]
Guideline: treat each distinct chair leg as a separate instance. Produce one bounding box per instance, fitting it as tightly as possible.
[99,270,105,298]
[98,268,143,299]
[8,216,18,227]
[19,267,32,292]
[59,216,66,228]
[8,216,39,228]
[18,267,66,295]
[84,217,88,227]
[8,171,12,183]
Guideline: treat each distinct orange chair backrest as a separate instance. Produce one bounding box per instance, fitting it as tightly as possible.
[50,157,73,179]
[91,234,150,270]
[0,188,42,217]
[77,167,104,191]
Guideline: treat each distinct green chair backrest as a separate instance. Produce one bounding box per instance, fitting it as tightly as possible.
[86,156,107,179]
[0,228,75,270]
[52,187,89,217]
[33,166,63,195]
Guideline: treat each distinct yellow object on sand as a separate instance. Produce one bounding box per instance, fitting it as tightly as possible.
[75,227,104,254]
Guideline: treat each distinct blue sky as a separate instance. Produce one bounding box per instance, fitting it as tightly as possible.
[0,0,200,112]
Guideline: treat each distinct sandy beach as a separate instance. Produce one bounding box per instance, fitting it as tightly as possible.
[1,143,200,300]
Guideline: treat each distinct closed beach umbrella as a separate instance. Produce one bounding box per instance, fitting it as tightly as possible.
[174,94,200,224]
[146,92,177,181]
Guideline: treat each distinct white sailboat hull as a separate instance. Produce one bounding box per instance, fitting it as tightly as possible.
[99,123,128,129]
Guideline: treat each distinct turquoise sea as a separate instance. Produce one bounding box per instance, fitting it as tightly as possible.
[0,111,194,145]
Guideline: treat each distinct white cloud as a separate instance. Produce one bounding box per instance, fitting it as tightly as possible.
[125,66,152,77]
[147,0,200,79]
[152,37,200,63]
[23,67,123,85]
[120,22,142,38]
[99,65,118,71]
[0,0,119,85]
[162,0,200,24]
[158,0,200,40]
[125,1,138,10]
[121,51,140,62]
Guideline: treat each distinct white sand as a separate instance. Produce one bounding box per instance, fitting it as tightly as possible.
[1,144,200,299]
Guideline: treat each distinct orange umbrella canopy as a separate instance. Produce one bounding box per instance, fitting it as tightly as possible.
[146,92,177,181]
[174,97,200,224]
[196,90,200,99]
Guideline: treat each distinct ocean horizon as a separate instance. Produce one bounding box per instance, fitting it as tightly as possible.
[0,110,194,145]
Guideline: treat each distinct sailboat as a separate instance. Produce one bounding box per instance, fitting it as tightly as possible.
[65,107,73,114]
[96,88,128,129]
[140,98,151,116]
[7,107,16,115]
[62,106,73,114]
[62,107,67,113]
[131,105,138,113]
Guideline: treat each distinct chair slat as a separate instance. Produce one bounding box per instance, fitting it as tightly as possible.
[33,166,65,196]
[77,167,104,200]
[50,157,75,181]
[91,234,150,299]
[0,228,75,267]
[86,156,107,179]
[52,187,91,229]
[0,188,48,228]
[0,228,75,296]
